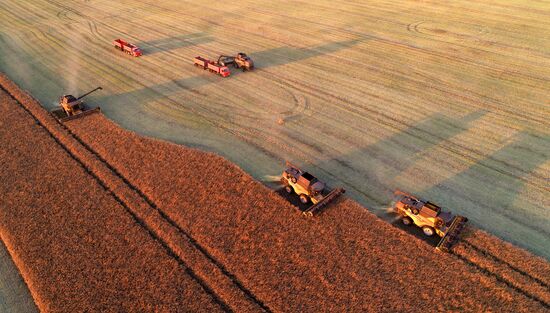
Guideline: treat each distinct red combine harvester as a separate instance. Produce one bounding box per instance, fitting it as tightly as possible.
[193,56,230,77]
[113,39,142,57]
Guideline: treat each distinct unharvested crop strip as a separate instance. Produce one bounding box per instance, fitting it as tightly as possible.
[451,250,550,309]
[0,83,233,313]
[62,122,273,313]
[462,240,549,290]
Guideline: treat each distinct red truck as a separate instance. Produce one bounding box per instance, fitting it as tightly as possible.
[193,56,230,77]
[113,39,142,57]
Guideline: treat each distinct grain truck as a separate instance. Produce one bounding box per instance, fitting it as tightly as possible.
[193,56,230,77]
[113,39,142,57]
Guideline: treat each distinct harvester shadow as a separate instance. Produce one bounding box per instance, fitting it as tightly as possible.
[275,188,311,212]
[138,33,213,55]
[391,219,441,247]
[422,131,550,239]
[279,111,486,244]
[250,39,361,68]
[96,75,215,113]
[301,110,488,209]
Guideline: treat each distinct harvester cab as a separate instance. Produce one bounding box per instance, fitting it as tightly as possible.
[281,161,345,217]
[52,87,103,122]
[59,94,83,115]
[393,190,468,252]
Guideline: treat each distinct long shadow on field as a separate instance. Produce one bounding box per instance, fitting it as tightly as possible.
[423,131,549,238]
[276,111,486,248]
[137,33,213,55]
[300,110,487,208]
[251,39,360,68]
[96,75,214,111]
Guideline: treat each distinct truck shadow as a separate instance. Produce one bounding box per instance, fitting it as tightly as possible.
[250,39,361,68]
[138,33,213,55]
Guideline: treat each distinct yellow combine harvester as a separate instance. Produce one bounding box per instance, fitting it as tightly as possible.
[393,190,468,252]
[281,161,345,217]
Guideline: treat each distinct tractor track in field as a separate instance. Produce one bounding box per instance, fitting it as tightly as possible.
[461,240,550,290]
[2,0,548,256]
[3,79,549,312]
[0,82,272,313]
[0,84,232,313]
[450,245,550,309]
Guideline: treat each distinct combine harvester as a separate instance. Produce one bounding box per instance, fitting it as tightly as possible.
[393,190,468,252]
[51,87,103,122]
[281,162,345,217]
[193,56,230,77]
[218,53,254,71]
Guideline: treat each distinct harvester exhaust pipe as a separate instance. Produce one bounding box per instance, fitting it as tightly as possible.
[76,86,103,101]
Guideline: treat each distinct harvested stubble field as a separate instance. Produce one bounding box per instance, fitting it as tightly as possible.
[62,110,550,312]
[0,0,548,260]
[0,80,225,311]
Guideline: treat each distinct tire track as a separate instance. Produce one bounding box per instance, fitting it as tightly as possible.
[6,0,548,234]
[462,240,550,289]
[451,248,550,309]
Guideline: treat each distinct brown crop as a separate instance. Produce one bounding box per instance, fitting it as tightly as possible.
[0,76,224,312]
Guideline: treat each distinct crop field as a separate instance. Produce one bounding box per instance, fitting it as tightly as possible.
[0,81,224,312]
[1,75,549,311]
[0,0,548,259]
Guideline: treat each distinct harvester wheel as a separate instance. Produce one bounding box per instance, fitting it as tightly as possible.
[402,217,413,226]
[291,177,297,183]
[285,185,293,194]
[422,226,435,237]
[299,194,309,204]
